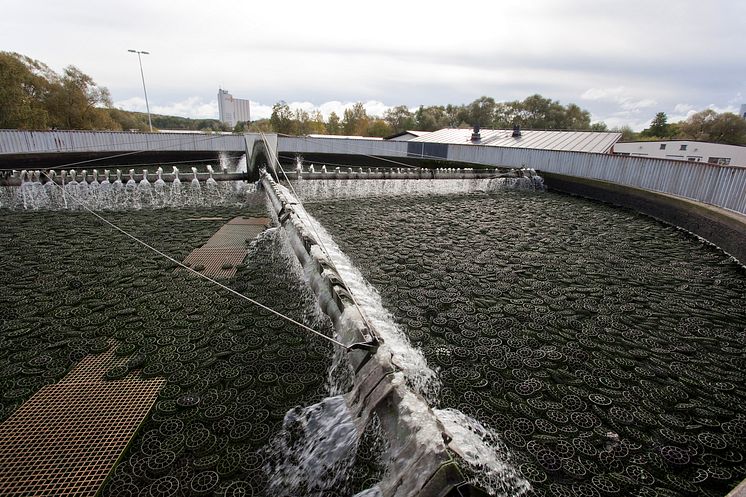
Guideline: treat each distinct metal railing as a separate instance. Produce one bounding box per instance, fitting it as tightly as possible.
[3,131,744,216]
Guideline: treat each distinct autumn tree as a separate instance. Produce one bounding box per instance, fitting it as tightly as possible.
[367,119,393,137]
[0,52,50,128]
[677,110,746,145]
[468,96,497,128]
[270,101,295,134]
[414,105,449,131]
[0,52,120,130]
[342,102,369,136]
[326,112,341,135]
[44,66,118,130]
[640,112,672,138]
[307,110,326,134]
[384,105,415,132]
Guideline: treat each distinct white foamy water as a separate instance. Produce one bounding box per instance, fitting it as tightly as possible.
[268,181,530,496]
[436,408,531,497]
[283,190,441,401]
[1,166,258,211]
[264,395,360,495]
[294,175,543,202]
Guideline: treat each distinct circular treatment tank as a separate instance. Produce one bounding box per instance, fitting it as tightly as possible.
[0,203,388,496]
[304,188,746,497]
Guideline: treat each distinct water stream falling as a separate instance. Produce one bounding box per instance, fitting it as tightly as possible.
[2,164,537,495]
[1,165,256,211]
[292,170,544,202]
[266,182,530,496]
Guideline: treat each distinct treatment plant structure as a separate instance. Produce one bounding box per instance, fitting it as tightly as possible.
[0,128,745,497]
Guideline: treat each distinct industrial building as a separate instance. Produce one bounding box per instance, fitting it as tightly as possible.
[613,140,746,167]
[408,127,621,154]
[217,89,251,128]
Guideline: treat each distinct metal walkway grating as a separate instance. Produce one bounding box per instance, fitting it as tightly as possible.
[0,346,164,497]
[179,217,268,278]
[182,247,249,279]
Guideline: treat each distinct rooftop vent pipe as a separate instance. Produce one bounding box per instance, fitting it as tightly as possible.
[470,125,481,142]
[512,124,522,138]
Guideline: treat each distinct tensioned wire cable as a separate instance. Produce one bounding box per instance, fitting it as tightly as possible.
[39,169,348,350]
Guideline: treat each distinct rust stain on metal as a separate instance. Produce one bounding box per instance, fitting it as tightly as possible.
[0,346,164,497]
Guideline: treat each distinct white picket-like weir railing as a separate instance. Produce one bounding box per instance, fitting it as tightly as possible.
[1,130,744,216]
[280,136,746,216]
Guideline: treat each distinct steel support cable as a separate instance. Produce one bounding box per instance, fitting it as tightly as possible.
[260,133,379,341]
[39,170,348,350]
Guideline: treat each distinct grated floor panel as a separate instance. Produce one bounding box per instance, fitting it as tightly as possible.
[181,247,249,279]
[179,217,267,278]
[0,346,164,497]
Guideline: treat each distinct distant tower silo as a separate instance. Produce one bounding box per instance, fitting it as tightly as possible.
[740,104,746,120]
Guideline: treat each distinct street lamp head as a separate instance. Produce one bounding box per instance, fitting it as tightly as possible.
[128,49,137,53]
[141,51,150,55]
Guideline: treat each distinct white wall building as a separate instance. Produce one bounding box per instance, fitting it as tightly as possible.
[613,140,746,167]
[217,89,251,128]
[740,104,746,120]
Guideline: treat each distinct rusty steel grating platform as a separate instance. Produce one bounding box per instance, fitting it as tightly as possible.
[0,346,164,497]
[179,217,267,278]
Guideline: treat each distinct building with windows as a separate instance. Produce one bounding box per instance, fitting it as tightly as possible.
[217,89,251,128]
[613,140,746,167]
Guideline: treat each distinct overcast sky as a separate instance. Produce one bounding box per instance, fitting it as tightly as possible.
[2,0,744,130]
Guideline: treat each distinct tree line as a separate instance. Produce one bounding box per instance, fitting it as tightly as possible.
[0,52,229,132]
[632,111,746,146]
[3,52,745,145]
[242,94,606,137]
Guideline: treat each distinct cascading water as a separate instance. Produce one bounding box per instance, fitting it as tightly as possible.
[265,181,530,497]
[264,396,361,496]
[0,165,257,211]
[125,169,139,209]
[137,169,154,208]
[295,175,543,201]
[189,167,203,206]
[436,409,531,496]
[153,168,167,208]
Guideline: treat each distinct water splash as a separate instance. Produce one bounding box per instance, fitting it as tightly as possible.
[153,168,167,208]
[271,182,530,496]
[125,169,139,209]
[0,166,254,211]
[264,396,361,496]
[294,175,543,202]
[188,167,202,206]
[284,192,441,401]
[436,408,531,497]
[137,169,154,208]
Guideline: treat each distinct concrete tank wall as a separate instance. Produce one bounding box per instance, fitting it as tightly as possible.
[542,171,746,265]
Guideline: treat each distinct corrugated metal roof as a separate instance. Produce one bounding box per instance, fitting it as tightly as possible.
[409,128,621,154]
[307,134,384,140]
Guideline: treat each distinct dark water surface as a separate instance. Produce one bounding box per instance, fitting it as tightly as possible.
[306,190,746,497]
[0,205,371,496]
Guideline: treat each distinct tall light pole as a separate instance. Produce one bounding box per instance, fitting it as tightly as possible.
[128,49,153,132]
